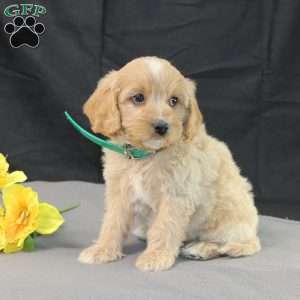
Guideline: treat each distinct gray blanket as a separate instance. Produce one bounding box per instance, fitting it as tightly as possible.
[0,181,299,300]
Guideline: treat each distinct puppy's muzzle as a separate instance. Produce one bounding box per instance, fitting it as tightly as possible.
[153,120,169,136]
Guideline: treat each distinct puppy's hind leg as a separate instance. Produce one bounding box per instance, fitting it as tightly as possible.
[181,237,261,260]
[219,237,261,258]
[181,241,221,260]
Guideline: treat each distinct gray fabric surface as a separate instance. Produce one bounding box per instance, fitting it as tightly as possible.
[0,181,299,300]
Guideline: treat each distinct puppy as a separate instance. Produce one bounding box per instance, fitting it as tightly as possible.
[79,57,260,271]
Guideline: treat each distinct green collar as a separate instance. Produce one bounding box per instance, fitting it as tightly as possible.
[64,112,154,159]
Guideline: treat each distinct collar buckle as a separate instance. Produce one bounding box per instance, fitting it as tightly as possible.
[123,143,134,159]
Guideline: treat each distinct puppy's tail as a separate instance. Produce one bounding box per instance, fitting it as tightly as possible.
[219,237,261,257]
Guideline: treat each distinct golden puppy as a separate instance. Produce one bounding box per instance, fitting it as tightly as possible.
[79,57,260,271]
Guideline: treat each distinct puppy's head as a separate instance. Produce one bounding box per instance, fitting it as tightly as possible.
[83,57,202,151]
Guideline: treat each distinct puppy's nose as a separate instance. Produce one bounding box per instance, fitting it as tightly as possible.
[153,120,169,136]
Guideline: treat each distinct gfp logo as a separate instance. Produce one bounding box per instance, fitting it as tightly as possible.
[3,4,46,48]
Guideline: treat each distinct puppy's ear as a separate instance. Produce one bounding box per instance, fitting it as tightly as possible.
[83,71,121,137]
[183,79,203,142]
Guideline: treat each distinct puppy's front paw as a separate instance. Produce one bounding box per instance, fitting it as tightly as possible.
[78,244,123,264]
[135,250,176,272]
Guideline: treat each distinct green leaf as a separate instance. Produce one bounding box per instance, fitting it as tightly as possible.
[23,235,35,252]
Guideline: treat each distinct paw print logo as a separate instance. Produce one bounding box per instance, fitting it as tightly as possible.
[4,16,45,48]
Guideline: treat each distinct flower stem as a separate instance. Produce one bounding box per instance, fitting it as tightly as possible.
[59,203,80,214]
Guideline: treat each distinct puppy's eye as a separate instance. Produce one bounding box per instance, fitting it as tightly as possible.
[131,93,145,105]
[168,96,178,107]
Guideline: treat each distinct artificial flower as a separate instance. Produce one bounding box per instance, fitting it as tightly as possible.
[1,184,64,253]
[0,154,27,190]
[3,241,23,254]
[0,154,77,254]
[0,207,5,250]
[36,203,64,235]
[3,184,39,244]
[0,207,22,253]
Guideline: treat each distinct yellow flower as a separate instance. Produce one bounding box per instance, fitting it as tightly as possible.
[0,208,21,253]
[1,184,64,253]
[36,203,64,235]
[0,154,27,190]
[0,208,6,250]
[3,185,39,244]
[3,242,23,254]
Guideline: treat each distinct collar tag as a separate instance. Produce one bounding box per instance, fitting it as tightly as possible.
[123,144,134,159]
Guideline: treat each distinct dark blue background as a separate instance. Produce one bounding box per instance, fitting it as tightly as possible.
[0,0,299,219]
